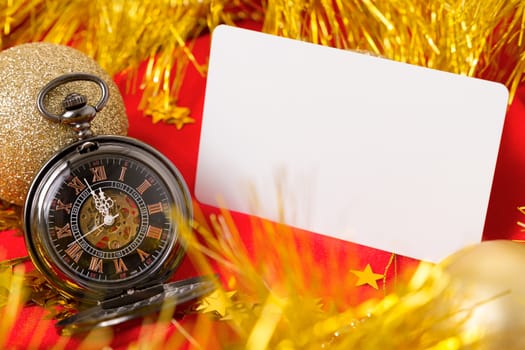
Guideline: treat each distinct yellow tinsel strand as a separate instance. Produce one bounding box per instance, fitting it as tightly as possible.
[0,201,20,232]
[181,212,484,349]
[0,264,27,348]
[0,0,262,127]
[1,0,523,128]
[0,2,524,346]
[263,0,525,100]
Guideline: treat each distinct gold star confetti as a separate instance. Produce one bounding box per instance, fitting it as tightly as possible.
[196,289,237,319]
[144,94,195,129]
[351,264,384,290]
[0,200,21,231]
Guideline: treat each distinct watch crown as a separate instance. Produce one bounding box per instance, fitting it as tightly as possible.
[62,93,87,110]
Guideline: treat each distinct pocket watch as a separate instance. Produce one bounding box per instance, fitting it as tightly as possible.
[23,73,214,333]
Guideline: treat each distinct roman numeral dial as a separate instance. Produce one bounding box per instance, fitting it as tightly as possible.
[47,154,179,283]
[90,165,107,182]
[26,136,190,302]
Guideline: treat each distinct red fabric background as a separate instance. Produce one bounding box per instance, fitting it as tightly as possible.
[2,22,524,348]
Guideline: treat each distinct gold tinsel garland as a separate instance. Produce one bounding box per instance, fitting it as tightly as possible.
[0,0,525,348]
[0,0,263,127]
[263,0,525,98]
[0,0,523,125]
[178,211,525,349]
[0,201,20,232]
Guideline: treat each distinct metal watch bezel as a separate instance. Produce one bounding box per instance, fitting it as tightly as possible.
[23,135,192,303]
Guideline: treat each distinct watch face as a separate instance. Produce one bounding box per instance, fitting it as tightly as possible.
[24,136,191,301]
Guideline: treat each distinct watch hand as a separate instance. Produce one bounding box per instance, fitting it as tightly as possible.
[80,213,120,240]
[83,221,105,238]
[97,188,114,214]
[84,178,104,214]
[83,178,96,196]
[102,212,118,226]
[84,178,114,216]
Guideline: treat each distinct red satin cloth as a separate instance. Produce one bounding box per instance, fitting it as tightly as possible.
[2,23,525,348]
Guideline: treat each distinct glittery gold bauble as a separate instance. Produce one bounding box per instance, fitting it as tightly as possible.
[0,43,128,205]
[439,240,525,349]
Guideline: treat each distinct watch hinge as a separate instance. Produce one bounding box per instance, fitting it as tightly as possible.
[77,141,99,154]
[100,284,164,309]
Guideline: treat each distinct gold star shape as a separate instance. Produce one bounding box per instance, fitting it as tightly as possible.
[350,264,384,290]
[196,289,237,318]
[144,94,195,129]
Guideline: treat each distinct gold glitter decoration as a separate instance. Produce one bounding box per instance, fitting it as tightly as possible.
[262,0,525,101]
[144,93,196,129]
[0,200,21,232]
[0,0,522,127]
[0,1,523,347]
[0,0,263,127]
[0,205,524,347]
[196,289,238,319]
[0,264,27,348]
[25,269,79,321]
[0,257,78,322]
[0,42,128,205]
[350,264,384,290]
[179,212,525,349]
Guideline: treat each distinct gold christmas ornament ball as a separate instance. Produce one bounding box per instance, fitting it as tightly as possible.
[439,240,525,349]
[0,43,128,205]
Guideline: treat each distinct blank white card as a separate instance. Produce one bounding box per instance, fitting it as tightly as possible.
[195,25,509,262]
